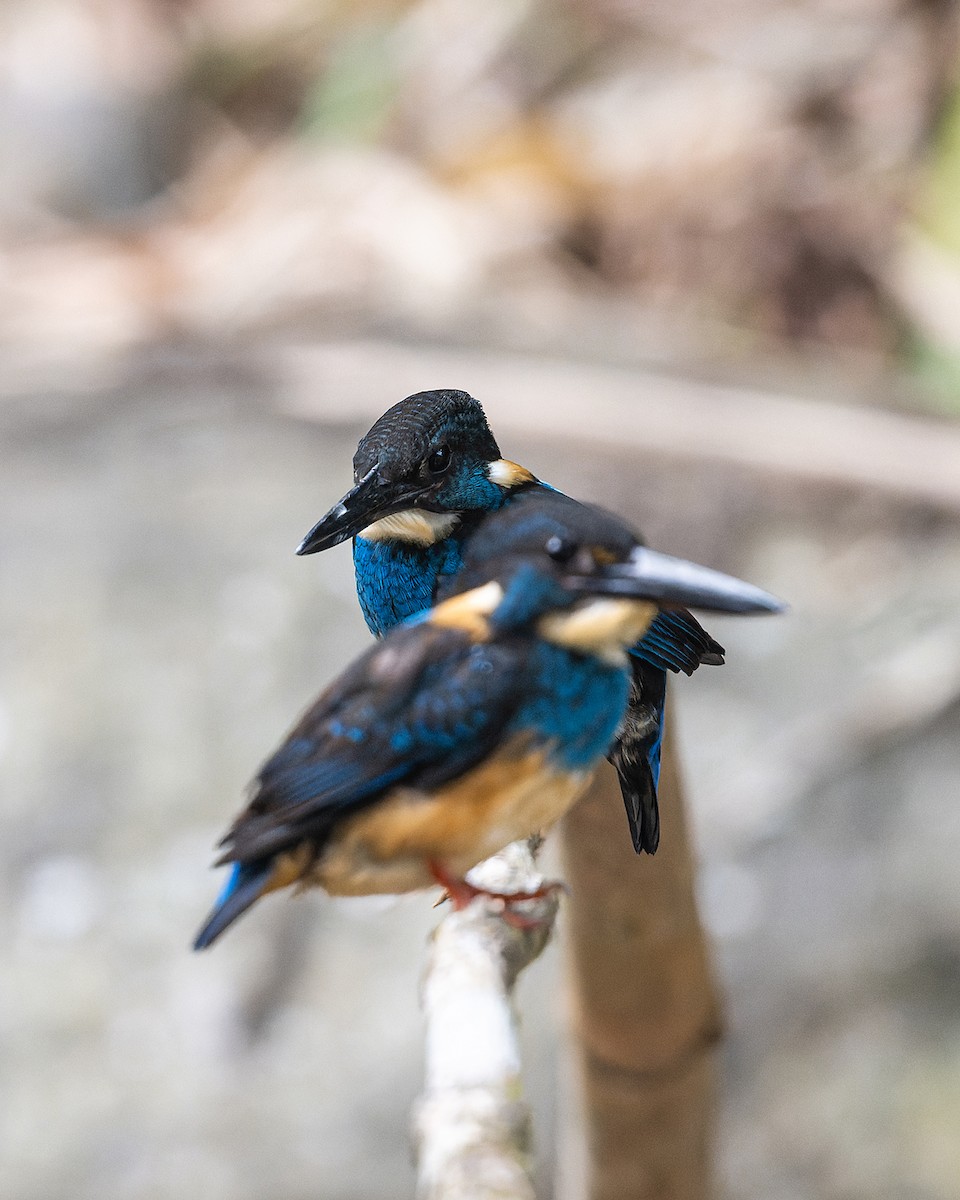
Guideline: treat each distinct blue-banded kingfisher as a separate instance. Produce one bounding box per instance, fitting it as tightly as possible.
[296,389,728,856]
[194,497,782,948]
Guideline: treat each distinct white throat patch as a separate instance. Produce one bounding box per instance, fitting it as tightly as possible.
[358,509,461,546]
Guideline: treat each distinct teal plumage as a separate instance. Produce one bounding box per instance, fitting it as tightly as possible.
[354,535,466,637]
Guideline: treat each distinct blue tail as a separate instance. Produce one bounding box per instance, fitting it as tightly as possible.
[193,859,274,950]
[643,669,666,791]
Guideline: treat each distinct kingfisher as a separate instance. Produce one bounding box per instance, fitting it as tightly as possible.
[194,496,782,949]
[296,389,726,856]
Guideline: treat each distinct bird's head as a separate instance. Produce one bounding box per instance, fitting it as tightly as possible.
[431,493,785,654]
[297,390,537,554]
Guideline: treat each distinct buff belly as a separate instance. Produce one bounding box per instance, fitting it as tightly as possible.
[303,747,590,896]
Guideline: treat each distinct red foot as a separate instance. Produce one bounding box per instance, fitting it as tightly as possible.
[428,862,566,928]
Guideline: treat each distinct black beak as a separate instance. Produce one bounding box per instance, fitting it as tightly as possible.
[296,467,427,555]
[569,546,786,615]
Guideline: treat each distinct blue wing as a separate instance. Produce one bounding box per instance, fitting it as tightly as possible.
[218,625,525,867]
[634,609,724,675]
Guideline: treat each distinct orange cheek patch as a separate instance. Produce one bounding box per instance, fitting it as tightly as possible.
[427,580,502,640]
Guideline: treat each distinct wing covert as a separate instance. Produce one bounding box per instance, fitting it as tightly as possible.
[634,609,724,676]
[221,631,526,863]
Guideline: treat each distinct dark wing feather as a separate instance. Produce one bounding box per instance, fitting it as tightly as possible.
[220,624,525,865]
[616,611,723,852]
[634,609,724,676]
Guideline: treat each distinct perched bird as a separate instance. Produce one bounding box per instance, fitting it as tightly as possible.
[296,389,726,855]
[194,497,782,949]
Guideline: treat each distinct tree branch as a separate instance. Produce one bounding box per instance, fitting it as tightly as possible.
[414,840,559,1200]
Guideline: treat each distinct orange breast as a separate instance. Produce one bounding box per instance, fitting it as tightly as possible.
[311,739,591,896]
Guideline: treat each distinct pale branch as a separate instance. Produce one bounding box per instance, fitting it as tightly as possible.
[280,338,960,514]
[414,840,559,1200]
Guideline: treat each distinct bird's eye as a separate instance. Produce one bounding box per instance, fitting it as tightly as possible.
[545,535,576,562]
[426,444,451,476]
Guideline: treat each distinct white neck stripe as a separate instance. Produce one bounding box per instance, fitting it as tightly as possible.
[359,509,461,546]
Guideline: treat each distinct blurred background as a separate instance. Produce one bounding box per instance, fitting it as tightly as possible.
[3,1,960,1197]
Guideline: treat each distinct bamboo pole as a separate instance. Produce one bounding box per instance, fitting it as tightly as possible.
[559,726,722,1200]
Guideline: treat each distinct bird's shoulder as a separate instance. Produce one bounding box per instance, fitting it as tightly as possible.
[281,619,479,746]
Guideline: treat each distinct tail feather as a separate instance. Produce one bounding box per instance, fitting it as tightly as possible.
[192,859,274,950]
[608,662,667,855]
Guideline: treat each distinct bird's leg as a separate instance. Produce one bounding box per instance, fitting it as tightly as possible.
[428,861,482,910]
[428,861,566,928]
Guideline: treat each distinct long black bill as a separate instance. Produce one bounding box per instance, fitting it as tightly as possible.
[571,545,786,615]
[296,467,425,555]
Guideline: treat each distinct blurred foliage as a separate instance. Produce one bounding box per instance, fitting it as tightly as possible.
[904,334,960,415]
[299,20,399,142]
[2,0,960,382]
[919,85,960,257]
[900,77,960,411]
